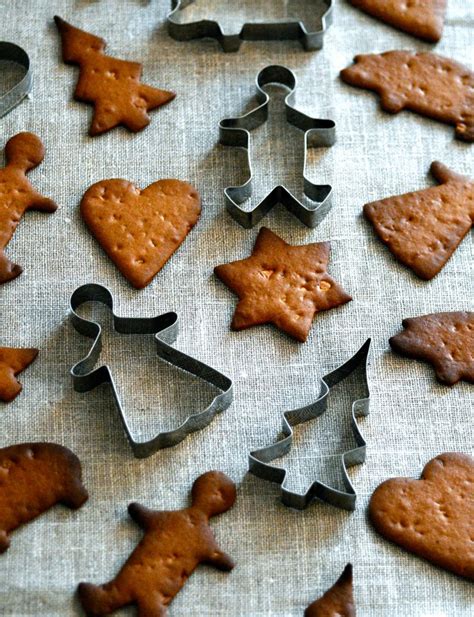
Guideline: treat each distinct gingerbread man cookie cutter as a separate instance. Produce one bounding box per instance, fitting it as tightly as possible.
[70,284,233,458]
[249,339,371,510]
[219,65,336,228]
[0,42,32,117]
[167,0,333,52]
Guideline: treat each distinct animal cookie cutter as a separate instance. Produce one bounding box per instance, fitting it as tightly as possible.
[70,284,233,458]
[219,65,335,228]
[167,0,333,52]
[249,339,371,510]
[0,42,32,118]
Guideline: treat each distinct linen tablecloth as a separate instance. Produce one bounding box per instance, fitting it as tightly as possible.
[0,0,472,614]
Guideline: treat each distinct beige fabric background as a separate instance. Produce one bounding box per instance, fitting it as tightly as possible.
[0,0,472,615]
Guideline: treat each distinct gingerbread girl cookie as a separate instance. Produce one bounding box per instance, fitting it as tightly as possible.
[0,133,57,284]
[78,471,236,616]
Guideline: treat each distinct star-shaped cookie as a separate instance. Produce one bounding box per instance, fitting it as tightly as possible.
[214,228,352,342]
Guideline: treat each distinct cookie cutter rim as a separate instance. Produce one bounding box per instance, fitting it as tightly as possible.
[70,283,233,458]
[248,339,371,511]
[219,64,336,229]
[167,0,333,52]
[0,42,32,118]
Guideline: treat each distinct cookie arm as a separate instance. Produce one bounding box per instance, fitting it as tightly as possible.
[28,193,58,213]
[204,549,235,571]
[128,503,162,531]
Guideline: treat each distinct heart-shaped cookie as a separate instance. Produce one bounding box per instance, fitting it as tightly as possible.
[81,179,201,289]
[369,453,474,580]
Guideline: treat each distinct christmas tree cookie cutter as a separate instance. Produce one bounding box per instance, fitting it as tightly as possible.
[70,284,233,458]
[167,0,333,52]
[219,65,336,228]
[0,42,32,117]
[249,339,371,510]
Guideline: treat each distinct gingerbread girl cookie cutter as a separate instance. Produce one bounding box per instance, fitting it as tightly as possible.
[219,65,336,228]
[70,284,233,458]
[249,339,371,510]
[167,0,333,52]
[0,42,32,117]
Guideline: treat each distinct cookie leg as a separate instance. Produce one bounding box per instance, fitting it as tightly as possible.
[0,251,22,284]
[136,594,167,617]
[77,581,125,616]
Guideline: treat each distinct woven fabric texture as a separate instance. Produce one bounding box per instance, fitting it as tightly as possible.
[0,0,472,615]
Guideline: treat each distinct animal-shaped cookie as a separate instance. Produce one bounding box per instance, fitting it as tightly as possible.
[0,443,88,553]
[0,133,57,285]
[78,470,236,616]
[390,312,474,385]
[341,51,474,141]
[364,162,474,279]
[0,347,38,402]
[305,564,355,616]
[370,453,474,580]
[55,16,175,136]
[81,178,201,289]
[348,0,447,42]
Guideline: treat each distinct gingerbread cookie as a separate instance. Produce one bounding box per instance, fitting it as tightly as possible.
[0,443,88,553]
[305,564,355,616]
[0,133,57,285]
[390,312,474,385]
[78,470,236,616]
[55,16,175,136]
[0,348,38,402]
[348,0,446,42]
[370,453,474,580]
[81,178,201,289]
[214,227,351,342]
[340,51,474,141]
[364,162,473,280]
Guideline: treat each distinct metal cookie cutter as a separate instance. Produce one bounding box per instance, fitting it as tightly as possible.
[249,339,371,510]
[0,42,32,118]
[219,65,335,229]
[167,0,333,52]
[70,284,233,458]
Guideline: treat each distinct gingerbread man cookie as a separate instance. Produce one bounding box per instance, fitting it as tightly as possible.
[55,16,175,136]
[78,471,236,616]
[0,443,88,553]
[0,133,57,285]
[0,347,38,402]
